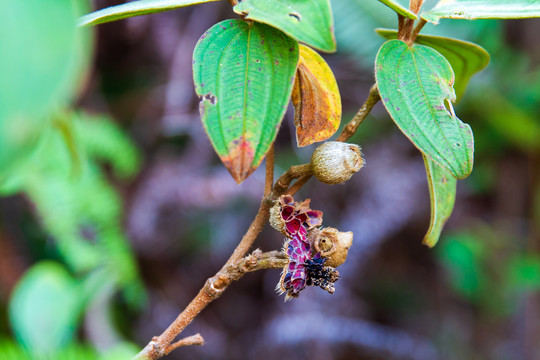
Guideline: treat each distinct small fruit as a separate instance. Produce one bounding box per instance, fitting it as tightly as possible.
[310,141,364,184]
[269,195,323,236]
[310,227,353,268]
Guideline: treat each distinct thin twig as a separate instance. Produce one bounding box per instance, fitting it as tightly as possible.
[286,174,311,196]
[133,251,287,359]
[336,85,381,142]
[400,0,424,43]
[397,14,406,40]
[409,0,424,14]
[133,147,278,360]
[409,18,427,44]
[265,144,275,197]
[135,82,381,359]
[402,0,424,44]
[273,84,380,197]
[223,144,275,266]
[272,163,312,198]
[164,334,204,354]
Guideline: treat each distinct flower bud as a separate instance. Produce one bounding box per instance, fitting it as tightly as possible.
[310,227,353,268]
[310,141,364,184]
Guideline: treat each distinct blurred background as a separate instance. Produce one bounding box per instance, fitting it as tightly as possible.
[0,0,539,359]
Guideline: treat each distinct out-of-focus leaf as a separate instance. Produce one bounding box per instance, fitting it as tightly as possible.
[376,28,489,101]
[375,39,474,179]
[332,0,396,68]
[332,0,493,69]
[0,340,114,360]
[9,262,81,353]
[506,255,540,291]
[0,340,99,360]
[0,340,30,360]
[438,233,485,300]
[234,0,336,52]
[0,0,91,177]
[422,0,540,24]
[474,88,540,151]
[377,0,418,19]
[101,343,140,360]
[78,0,219,26]
[53,112,84,177]
[423,155,457,247]
[292,45,341,147]
[75,113,141,178]
[1,112,145,307]
[193,19,298,183]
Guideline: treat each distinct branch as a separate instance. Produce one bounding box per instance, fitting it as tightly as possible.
[271,84,381,197]
[133,251,287,359]
[286,174,311,196]
[336,84,380,142]
[409,18,427,44]
[134,147,280,360]
[402,0,424,44]
[272,163,312,198]
[397,14,406,41]
[165,334,204,354]
[135,82,381,360]
[224,145,275,267]
[265,144,275,197]
[409,0,424,14]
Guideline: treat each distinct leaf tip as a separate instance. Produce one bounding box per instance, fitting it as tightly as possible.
[422,235,438,248]
[221,137,256,184]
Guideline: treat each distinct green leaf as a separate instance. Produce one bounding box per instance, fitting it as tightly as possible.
[422,0,540,24]
[9,262,81,353]
[193,19,298,183]
[78,0,219,26]
[0,0,91,177]
[423,155,457,247]
[375,39,474,179]
[376,29,490,101]
[233,0,336,52]
[377,0,418,19]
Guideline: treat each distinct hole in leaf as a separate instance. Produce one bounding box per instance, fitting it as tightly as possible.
[444,98,455,117]
[288,12,301,21]
[200,93,217,105]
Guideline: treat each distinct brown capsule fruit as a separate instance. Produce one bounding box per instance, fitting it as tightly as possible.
[310,141,364,184]
[269,200,287,235]
[310,227,353,268]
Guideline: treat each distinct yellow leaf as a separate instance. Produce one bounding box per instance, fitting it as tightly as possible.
[292,44,341,147]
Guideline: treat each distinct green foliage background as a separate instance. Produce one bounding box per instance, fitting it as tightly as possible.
[0,0,539,359]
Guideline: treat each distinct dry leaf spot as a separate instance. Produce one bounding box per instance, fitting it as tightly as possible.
[221,137,255,184]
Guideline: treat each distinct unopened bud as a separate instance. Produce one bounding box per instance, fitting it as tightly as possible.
[310,142,364,184]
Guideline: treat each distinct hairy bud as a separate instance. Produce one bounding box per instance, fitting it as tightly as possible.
[310,141,364,184]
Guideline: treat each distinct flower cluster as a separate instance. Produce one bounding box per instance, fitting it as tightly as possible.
[270,195,340,300]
